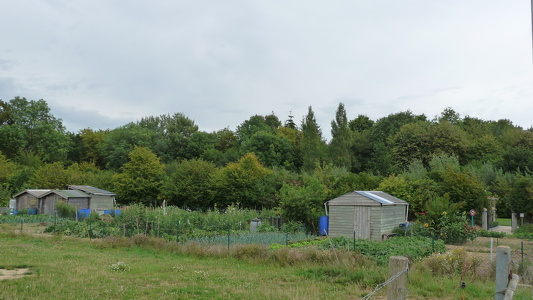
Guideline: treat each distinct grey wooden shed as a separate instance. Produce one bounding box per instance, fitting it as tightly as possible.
[68,185,116,212]
[39,190,91,214]
[13,189,50,212]
[325,191,409,241]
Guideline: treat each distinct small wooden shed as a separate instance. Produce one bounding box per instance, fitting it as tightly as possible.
[39,190,91,215]
[68,185,116,212]
[326,191,409,241]
[13,189,51,213]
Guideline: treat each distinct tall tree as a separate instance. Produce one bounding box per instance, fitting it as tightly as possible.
[389,122,430,169]
[241,131,294,168]
[210,153,275,208]
[162,159,217,208]
[329,103,352,169]
[113,146,165,205]
[349,114,374,132]
[0,97,69,162]
[300,106,325,172]
[235,115,273,142]
[98,123,154,170]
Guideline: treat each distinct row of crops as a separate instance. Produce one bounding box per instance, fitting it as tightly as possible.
[1,205,313,244]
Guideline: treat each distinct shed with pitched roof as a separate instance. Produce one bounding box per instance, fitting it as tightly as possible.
[325,191,409,241]
[13,189,51,213]
[39,190,91,215]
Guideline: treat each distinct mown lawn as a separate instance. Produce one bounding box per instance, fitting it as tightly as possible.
[1,224,532,299]
[497,218,512,226]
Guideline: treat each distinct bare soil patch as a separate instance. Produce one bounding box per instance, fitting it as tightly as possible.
[0,268,33,280]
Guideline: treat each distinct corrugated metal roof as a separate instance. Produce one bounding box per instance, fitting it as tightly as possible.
[68,185,115,195]
[327,191,408,206]
[356,191,404,205]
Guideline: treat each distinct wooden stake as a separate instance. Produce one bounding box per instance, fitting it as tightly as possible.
[387,256,408,300]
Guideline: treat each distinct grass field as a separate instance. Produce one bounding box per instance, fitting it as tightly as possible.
[1,224,532,299]
[496,218,512,226]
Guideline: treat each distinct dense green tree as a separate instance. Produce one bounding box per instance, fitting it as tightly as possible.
[162,159,217,208]
[349,114,374,132]
[29,162,68,189]
[184,131,218,160]
[113,146,165,205]
[0,152,16,205]
[0,100,9,125]
[0,97,69,162]
[300,106,325,172]
[241,131,294,168]
[378,174,439,216]
[329,103,352,169]
[210,153,275,208]
[434,107,461,125]
[498,146,533,174]
[507,175,533,220]
[367,142,397,175]
[389,122,430,169]
[370,110,427,142]
[428,121,469,163]
[279,176,328,233]
[138,113,199,161]
[434,168,487,212]
[236,115,274,142]
[99,123,154,170]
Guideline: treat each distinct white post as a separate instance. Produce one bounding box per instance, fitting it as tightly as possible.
[490,238,493,264]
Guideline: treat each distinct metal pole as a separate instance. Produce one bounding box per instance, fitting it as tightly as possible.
[522,241,524,263]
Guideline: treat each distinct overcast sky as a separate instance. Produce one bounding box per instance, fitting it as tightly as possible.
[1,1,532,139]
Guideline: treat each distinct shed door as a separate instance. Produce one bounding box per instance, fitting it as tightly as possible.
[42,197,57,215]
[353,206,371,239]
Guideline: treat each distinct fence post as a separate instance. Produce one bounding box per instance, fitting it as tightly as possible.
[176,221,179,242]
[495,246,510,300]
[353,231,356,251]
[20,217,23,233]
[227,224,231,256]
[88,218,92,240]
[387,256,409,300]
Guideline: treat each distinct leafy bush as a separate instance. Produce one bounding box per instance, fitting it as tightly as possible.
[424,248,484,279]
[512,224,533,240]
[56,202,76,219]
[477,229,506,238]
[411,211,477,244]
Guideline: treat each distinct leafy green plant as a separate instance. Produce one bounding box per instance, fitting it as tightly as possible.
[56,202,76,219]
[477,229,506,238]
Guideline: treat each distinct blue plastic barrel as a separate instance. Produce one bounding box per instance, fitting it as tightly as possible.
[78,209,91,220]
[27,208,37,215]
[319,215,329,236]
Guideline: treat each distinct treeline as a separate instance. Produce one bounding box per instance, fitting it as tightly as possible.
[1,97,533,227]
